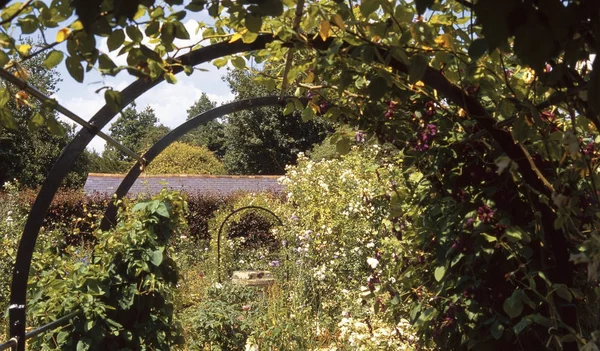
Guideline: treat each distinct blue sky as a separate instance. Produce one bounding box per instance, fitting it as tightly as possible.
[51,10,234,153]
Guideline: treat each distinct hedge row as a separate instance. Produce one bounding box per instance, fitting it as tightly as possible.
[4,189,277,245]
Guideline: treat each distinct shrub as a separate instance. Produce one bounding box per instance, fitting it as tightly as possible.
[184,282,262,351]
[146,142,226,175]
[28,190,187,350]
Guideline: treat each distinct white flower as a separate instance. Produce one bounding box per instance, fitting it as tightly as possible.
[495,156,513,175]
[367,257,379,269]
[366,241,375,248]
[213,282,223,289]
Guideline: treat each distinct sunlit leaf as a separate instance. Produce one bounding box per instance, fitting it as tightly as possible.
[434,266,446,281]
[319,20,331,41]
[28,112,45,131]
[43,50,64,69]
[231,56,246,70]
[56,28,70,42]
[0,107,16,130]
[104,89,123,112]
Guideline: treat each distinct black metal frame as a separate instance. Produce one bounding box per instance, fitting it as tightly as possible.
[5,36,280,350]
[98,96,304,230]
[215,205,284,282]
[0,311,79,351]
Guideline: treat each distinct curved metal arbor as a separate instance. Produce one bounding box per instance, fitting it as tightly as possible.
[99,96,305,230]
[215,205,284,282]
[6,36,284,350]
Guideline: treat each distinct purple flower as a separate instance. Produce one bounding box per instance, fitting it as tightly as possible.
[291,214,299,221]
[465,217,475,229]
[427,123,437,136]
[476,205,494,224]
[355,131,366,143]
[269,260,280,267]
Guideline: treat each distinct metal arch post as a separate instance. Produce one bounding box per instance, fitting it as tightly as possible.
[8,35,277,350]
[216,206,283,283]
[99,96,307,229]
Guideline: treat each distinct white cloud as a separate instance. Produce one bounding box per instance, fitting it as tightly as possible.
[53,13,233,154]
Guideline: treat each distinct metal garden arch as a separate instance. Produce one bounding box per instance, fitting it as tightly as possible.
[1,34,301,350]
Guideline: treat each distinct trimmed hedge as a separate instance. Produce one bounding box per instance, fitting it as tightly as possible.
[4,189,279,245]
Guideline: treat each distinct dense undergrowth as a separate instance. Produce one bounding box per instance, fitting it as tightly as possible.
[1,143,599,350]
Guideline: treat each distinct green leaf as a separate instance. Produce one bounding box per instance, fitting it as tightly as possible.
[553,284,573,303]
[283,102,295,116]
[150,249,164,266]
[231,56,246,70]
[84,319,95,332]
[56,331,68,344]
[434,266,446,282]
[18,15,38,34]
[43,50,64,69]
[468,39,488,61]
[126,25,143,42]
[409,54,428,83]
[415,0,434,15]
[107,29,125,52]
[76,339,90,351]
[245,14,262,33]
[512,317,531,335]
[360,0,379,17]
[98,54,118,75]
[145,21,160,37]
[165,72,177,84]
[140,45,162,62]
[503,290,524,318]
[0,107,17,130]
[504,226,530,243]
[335,138,351,155]
[213,57,228,68]
[173,21,190,39]
[155,202,170,217]
[132,202,147,212]
[161,22,176,44]
[66,56,84,82]
[28,113,45,131]
[368,76,388,101]
[0,87,9,106]
[0,50,9,67]
[46,116,65,136]
[104,89,123,112]
[481,233,497,242]
[490,320,504,340]
[476,0,515,51]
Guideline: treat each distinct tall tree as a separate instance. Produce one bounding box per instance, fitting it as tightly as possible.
[95,103,170,173]
[181,92,226,158]
[0,47,89,188]
[221,69,333,175]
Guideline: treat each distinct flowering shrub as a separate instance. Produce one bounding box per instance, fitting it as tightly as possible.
[274,145,414,338]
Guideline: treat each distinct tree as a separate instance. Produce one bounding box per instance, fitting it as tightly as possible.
[107,103,166,160]
[94,103,171,173]
[181,92,227,158]
[221,69,333,175]
[145,142,225,175]
[0,46,89,188]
